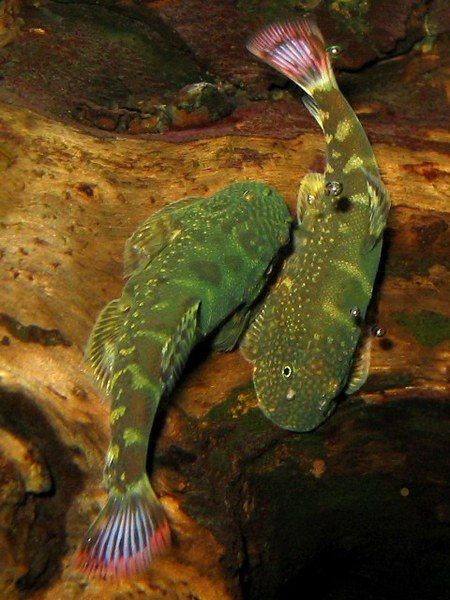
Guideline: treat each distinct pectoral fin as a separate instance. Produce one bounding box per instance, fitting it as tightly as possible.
[160,301,200,392]
[124,196,203,277]
[297,172,325,225]
[86,298,130,391]
[346,335,372,394]
[363,171,391,253]
[212,305,254,352]
[240,306,269,362]
[302,95,325,131]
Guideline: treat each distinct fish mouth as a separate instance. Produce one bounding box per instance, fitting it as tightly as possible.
[259,396,338,433]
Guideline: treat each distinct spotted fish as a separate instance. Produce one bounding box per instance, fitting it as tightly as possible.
[241,18,391,432]
[76,181,291,578]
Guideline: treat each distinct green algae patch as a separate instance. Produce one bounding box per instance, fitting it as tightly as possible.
[392,310,450,347]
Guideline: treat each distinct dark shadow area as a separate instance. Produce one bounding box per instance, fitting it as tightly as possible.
[0,389,85,594]
[278,534,450,600]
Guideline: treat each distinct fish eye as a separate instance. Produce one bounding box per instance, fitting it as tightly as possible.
[281,365,293,378]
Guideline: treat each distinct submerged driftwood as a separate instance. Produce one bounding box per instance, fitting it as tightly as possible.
[0,1,449,598]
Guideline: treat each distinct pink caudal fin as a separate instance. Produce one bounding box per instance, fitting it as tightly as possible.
[76,476,171,579]
[247,18,337,95]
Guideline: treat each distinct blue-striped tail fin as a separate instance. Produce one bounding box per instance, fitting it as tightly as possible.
[76,475,170,579]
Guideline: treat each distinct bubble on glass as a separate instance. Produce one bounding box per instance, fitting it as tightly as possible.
[327,44,343,58]
[350,307,361,319]
[325,181,343,196]
[372,326,386,337]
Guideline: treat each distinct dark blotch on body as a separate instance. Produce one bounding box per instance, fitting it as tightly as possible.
[224,255,245,273]
[237,230,264,259]
[190,260,222,285]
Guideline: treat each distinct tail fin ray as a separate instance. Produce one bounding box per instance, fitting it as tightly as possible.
[76,476,170,579]
[247,18,337,96]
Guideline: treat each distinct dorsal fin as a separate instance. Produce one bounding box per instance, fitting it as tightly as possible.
[363,170,391,253]
[86,298,130,391]
[124,196,202,277]
[160,301,200,393]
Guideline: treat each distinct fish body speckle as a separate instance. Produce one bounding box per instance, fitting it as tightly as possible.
[242,18,391,432]
[77,181,291,577]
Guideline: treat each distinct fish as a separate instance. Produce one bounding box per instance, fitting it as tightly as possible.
[76,180,292,578]
[241,18,391,432]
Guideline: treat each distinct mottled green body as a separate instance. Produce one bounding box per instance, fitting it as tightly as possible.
[88,181,291,489]
[243,19,390,432]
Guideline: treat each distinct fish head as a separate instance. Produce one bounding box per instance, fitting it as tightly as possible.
[252,349,345,432]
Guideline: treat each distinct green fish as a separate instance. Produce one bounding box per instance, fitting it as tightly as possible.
[241,18,391,432]
[76,181,291,578]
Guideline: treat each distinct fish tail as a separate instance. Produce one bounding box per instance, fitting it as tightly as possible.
[76,475,170,579]
[248,18,337,101]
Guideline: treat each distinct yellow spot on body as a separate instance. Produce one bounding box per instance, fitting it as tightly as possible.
[329,379,340,395]
[335,261,372,295]
[111,405,127,423]
[335,261,361,278]
[325,163,334,174]
[331,149,341,159]
[110,363,150,391]
[351,192,367,206]
[335,119,353,142]
[343,154,364,174]
[118,346,135,357]
[322,298,343,320]
[338,222,352,234]
[325,134,333,144]
[318,109,330,123]
[280,276,294,290]
[107,444,120,463]
[123,428,146,446]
